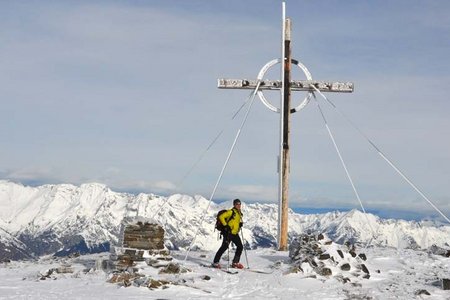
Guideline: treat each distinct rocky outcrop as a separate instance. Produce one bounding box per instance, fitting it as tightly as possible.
[288,233,371,282]
[428,245,450,258]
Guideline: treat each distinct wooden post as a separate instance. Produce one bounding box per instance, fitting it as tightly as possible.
[279,18,291,251]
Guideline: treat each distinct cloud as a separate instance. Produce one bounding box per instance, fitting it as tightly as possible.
[150,181,177,192]
[1,167,61,186]
[106,179,177,195]
[219,184,278,203]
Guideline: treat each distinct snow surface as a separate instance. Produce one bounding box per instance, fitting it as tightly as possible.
[0,247,449,299]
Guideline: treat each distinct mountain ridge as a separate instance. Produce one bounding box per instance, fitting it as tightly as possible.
[0,180,448,260]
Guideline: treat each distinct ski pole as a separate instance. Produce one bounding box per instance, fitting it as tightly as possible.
[226,233,230,270]
[240,228,249,269]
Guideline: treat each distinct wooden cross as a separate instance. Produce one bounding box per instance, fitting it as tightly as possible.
[217,3,353,251]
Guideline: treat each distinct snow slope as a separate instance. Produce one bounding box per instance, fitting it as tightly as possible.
[0,247,449,299]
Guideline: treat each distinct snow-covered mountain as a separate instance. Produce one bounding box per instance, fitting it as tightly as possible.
[0,180,448,260]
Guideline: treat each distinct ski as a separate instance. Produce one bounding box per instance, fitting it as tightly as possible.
[173,282,212,293]
[242,268,274,274]
[200,263,239,274]
[221,269,239,274]
[199,263,272,274]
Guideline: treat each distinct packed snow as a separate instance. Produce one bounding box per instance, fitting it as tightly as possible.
[0,246,449,299]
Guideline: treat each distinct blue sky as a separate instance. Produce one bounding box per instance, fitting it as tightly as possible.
[0,1,449,220]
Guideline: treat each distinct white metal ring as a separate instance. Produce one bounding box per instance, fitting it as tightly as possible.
[257,58,313,113]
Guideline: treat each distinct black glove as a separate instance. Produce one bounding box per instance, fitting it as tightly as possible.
[224,225,231,233]
[239,222,243,228]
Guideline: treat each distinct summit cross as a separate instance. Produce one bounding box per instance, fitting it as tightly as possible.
[217,2,354,251]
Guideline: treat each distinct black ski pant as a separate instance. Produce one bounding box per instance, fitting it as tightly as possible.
[213,232,243,264]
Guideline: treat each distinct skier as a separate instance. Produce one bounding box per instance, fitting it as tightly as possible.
[212,198,244,269]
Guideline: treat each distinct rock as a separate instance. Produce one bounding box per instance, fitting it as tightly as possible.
[317,234,324,240]
[97,259,115,271]
[335,275,351,284]
[415,289,430,296]
[358,253,367,261]
[428,245,450,257]
[147,279,170,289]
[318,254,330,260]
[442,278,450,290]
[316,267,332,276]
[201,275,211,281]
[55,266,74,274]
[360,264,369,274]
[159,263,180,274]
[311,243,321,251]
[123,223,165,250]
[115,254,134,271]
[159,263,189,274]
[337,250,344,259]
[349,250,357,257]
[132,277,148,287]
[108,271,143,286]
[340,263,351,271]
[68,252,80,258]
[288,266,303,274]
[39,269,55,279]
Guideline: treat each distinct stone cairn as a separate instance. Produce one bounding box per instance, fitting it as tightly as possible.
[108,219,188,289]
[288,232,371,284]
[110,220,171,271]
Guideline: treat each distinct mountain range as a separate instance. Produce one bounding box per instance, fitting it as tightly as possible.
[0,180,448,260]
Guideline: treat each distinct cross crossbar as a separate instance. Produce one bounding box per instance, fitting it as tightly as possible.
[218,79,354,93]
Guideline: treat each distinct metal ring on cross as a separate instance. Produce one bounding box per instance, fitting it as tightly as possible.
[257,58,313,113]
